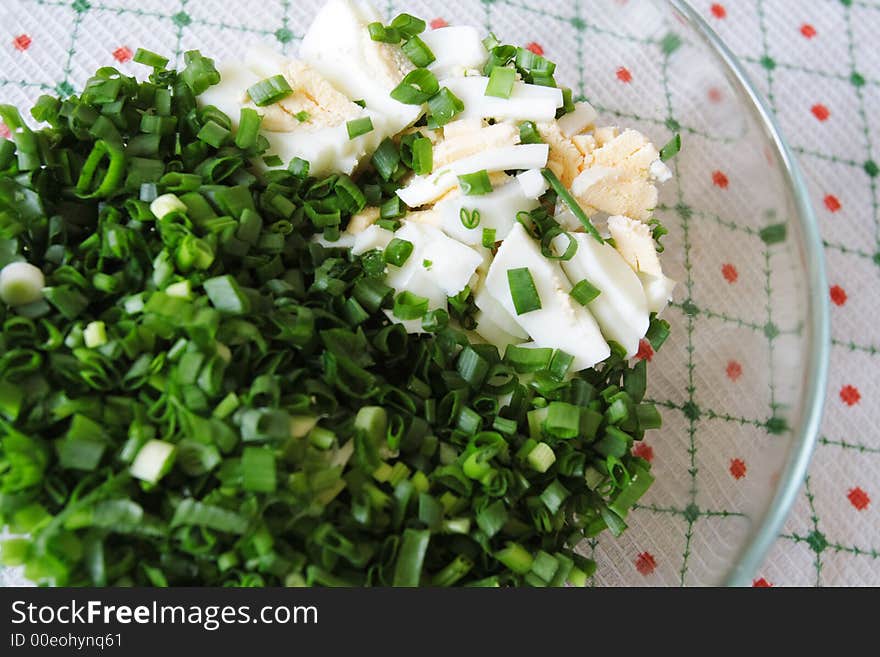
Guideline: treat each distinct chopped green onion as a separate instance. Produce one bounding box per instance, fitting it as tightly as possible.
[294,110,310,122]
[426,87,464,126]
[83,321,107,348]
[541,168,603,243]
[372,138,400,180]
[507,267,542,315]
[505,344,553,372]
[380,195,406,220]
[559,87,575,114]
[458,170,492,196]
[481,228,497,248]
[346,116,374,140]
[235,107,262,150]
[459,208,481,229]
[411,137,433,175]
[288,156,310,178]
[390,69,439,104]
[485,66,516,99]
[660,133,682,161]
[527,442,556,473]
[150,193,187,220]
[203,275,250,315]
[384,238,414,267]
[0,262,45,306]
[646,317,671,350]
[570,279,601,305]
[393,291,429,320]
[247,75,293,107]
[130,440,176,484]
[133,48,168,69]
[368,22,401,43]
[392,528,430,586]
[197,120,230,148]
[544,402,581,439]
[390,13,427,39]
[402,36,435,68]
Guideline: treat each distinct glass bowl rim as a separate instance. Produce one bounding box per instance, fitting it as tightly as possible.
[663,0,831,586]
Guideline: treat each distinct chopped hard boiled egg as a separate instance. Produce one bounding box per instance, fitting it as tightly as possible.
[554,233,649,358]
[299,0,421,132]
[419,26,488,78]
[209,5,676,373]
[437,175,541,245]
[571,128,669,220]
[606,214,663,276]
[484,223,610,370]
[396,144,550,207]
[441,76,564,123]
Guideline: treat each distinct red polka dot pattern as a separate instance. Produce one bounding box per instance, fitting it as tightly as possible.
[635,552,657,575]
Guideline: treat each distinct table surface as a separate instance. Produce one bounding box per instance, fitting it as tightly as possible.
[0,0,877,586]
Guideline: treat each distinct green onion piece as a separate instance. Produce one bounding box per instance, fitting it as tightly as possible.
[411,137,433,175]
[130,439,176,484]
[492,416,517,435]
[459,208,480,229]
[495,542,533,574]
[458,170,492,196]
[368,22,401,43]
[380,195,406,220]
[481,228,497,248]
[393,291,429,320]
[660,133,682,161]
[384,238,414,267]
[390,13,427,39]
[457,346,490,389]
[353,278,392,313]
[548,349,574,380]
[646,316,671,350]
[372,138,400,180]
[421,308,448,333]
[197,120,230,148]
[595,426,630,458]
[402,36,436,68]
[241,447,277,493]
[608,465,654,518]
[234,108,262,150]
[505,344,553,372]
[247,75,293,107]
[485,66,517,99]
[390,69,439,104]
[541,168,603,243]
[288,157,310,178]
[540,481,570,514]
[559,87,575,114]
[133,48,168,69]
[392,528,430,586]
[75,140,125,198]
[0,262,45,307]
[427,87,464,126]
[570,279,601,305]
[544,402,580,439]
[346,116,374,140]
[203,275,250,315]
[637,403,662,431]
[180,50,221,95]
[507,267,541,315]
[527,442,556,473]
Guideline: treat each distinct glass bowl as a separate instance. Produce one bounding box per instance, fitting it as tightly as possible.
[0,0,829,586]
